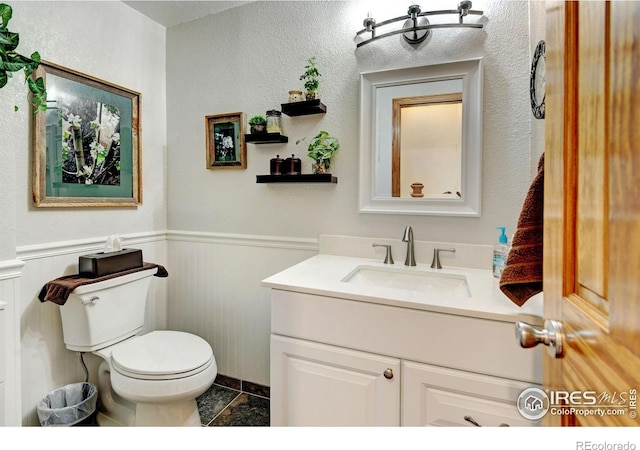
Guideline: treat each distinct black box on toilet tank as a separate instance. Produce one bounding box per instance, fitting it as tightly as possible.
[79,248,143,277]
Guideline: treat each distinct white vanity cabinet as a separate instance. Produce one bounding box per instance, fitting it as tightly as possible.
[269,289,541,427]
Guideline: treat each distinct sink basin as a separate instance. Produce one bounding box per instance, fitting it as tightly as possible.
[341,265,470,298]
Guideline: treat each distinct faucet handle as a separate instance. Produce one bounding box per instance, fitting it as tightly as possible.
[402,225,413,242]
[431,248,456,269]
[372,244,394,264]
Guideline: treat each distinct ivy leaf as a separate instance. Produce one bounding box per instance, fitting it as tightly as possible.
[1,52,32,72]
[0,3,46,112]
[28,76,47,112]
[0,29,18,51]
[0,3,12,30]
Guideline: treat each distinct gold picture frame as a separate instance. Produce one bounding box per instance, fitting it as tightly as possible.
[33,61,142,207]
[205,112,246,170]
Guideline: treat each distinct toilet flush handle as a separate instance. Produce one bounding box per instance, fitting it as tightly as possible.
[81,296,100,306]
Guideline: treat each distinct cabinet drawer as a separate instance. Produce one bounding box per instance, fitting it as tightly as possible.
[402,361,540,427]
[271,289,541,383]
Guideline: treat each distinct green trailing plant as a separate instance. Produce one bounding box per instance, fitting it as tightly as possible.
[297,130,340,169]
[0,3,46,112]
[248,115,267,126]
[299,56,320,100]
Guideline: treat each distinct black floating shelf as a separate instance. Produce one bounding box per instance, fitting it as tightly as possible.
[245,133,288,144]
[256,174,337,184]
[281,99,327,117]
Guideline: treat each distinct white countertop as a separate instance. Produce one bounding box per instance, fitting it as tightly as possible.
[262,254,543,324]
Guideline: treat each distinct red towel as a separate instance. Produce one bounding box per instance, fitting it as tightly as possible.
[38,262,168,306]
[499,153,544,306]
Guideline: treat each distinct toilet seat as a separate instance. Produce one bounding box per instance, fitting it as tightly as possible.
[110,330,213,380]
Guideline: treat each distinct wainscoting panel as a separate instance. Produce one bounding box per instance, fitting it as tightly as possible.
[17,233,166,426]
[167,231,318,387]
[15,231,315,425]
[0,260,25,426]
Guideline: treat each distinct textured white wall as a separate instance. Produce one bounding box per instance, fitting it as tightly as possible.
[6,1,168,247]
[162,0,541,386]
[0,1,168,424]
[166,0,534,244]
[0,1,547,416]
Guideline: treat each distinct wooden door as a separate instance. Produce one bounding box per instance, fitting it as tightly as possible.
[544,0,640,426]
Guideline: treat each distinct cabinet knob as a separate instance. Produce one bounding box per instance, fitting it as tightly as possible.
[383,368,394,379]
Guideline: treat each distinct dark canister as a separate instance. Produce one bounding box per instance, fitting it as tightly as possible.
[284,154,301,175]
[270,154,284,175]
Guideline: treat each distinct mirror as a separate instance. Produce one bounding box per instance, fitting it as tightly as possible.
[359,58,483,216]
[392,93,462,198]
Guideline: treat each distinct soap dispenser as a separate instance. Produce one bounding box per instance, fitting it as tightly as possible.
[493,227,509,278]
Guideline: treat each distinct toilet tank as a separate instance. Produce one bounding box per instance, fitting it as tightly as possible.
[59,267,158,352]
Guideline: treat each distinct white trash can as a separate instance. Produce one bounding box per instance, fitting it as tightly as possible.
[36,382,98,426]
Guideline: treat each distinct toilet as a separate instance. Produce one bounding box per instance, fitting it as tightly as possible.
[58,266,217,426]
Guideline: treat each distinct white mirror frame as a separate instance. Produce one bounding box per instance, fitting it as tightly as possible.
[359,58,483,216]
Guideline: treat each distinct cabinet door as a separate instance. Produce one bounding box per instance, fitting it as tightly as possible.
[271,335,400,426]
[402,361,539,427]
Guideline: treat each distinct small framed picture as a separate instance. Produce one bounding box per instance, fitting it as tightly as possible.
[205,112,246,170]
[33,61,142,207]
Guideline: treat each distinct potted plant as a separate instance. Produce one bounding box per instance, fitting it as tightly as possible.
[297,130,339,174]
[299,56,320,101]
[0,3,46,112]
[248,115,267,134]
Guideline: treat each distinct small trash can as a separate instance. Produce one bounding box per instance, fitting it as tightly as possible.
[37,382,98,427]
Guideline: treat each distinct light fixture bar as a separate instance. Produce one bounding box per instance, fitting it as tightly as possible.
[355,2,484,48]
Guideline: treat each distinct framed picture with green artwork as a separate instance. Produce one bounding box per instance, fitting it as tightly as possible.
[32,61,141,207]
[205,112,246,170]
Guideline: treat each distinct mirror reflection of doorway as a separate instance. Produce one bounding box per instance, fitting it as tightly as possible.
[392,93,462,198]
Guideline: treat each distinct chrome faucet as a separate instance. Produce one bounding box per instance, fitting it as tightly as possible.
[402,226,416,266]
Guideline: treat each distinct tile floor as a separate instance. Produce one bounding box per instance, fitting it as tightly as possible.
[196,375,270,426]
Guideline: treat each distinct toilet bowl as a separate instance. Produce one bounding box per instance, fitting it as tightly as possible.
[94,330,217,426]
[58,266,217,426]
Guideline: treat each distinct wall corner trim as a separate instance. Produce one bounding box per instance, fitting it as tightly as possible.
[0,260,25,280]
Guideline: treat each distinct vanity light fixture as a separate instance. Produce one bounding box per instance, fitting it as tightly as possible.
[355,1,484,48]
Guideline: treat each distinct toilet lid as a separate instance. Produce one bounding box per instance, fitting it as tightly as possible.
[111,330,213,380]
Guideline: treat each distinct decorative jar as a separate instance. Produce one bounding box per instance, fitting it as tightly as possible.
[288,90,304,103]
[266,110,283,134]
